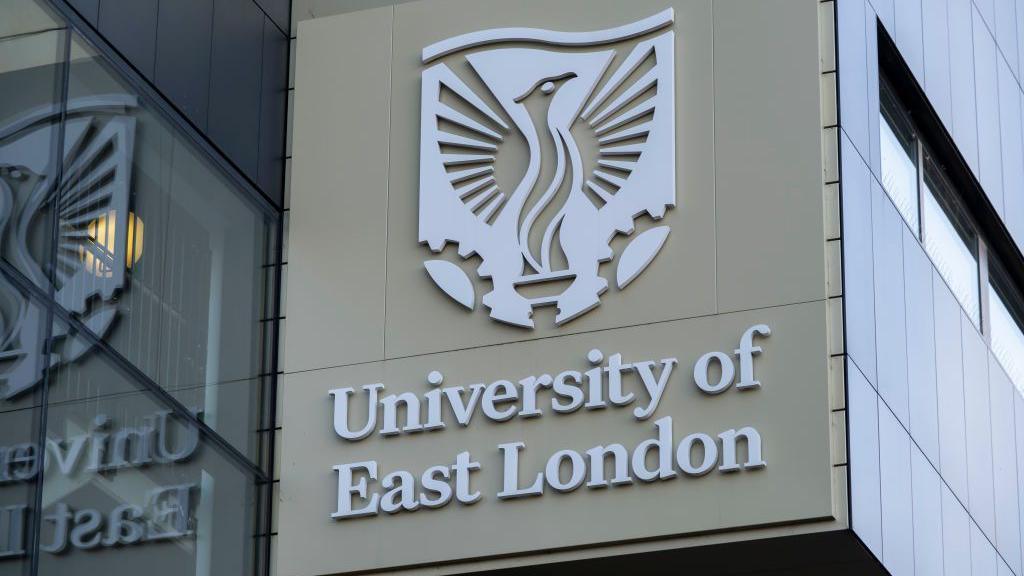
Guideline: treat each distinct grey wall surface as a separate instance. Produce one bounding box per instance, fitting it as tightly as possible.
[837,0,1024,574]
[60,0,290,206]
[278,0,842,574]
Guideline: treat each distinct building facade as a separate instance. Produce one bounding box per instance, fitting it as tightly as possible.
[1,0,1024,575]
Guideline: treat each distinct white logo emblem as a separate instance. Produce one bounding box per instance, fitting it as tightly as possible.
[419,10,676,328]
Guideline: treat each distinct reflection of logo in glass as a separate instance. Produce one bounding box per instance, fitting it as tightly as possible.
[418,10,676,328]
[0,95,138,400]
[79,209,144,278]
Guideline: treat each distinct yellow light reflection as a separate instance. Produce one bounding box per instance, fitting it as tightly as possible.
[79,210,144,278]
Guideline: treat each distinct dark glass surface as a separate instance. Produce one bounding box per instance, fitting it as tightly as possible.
[38,328,259,576]
[0,3,276,575]
[153,0,213,129]
[0,271,46,576]
[46,37,275,460]
[0,27,65,293]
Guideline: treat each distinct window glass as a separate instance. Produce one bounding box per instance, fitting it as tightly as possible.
[989,263,1024,395]
[0,269,46,576]
[0,268,50,412]
[0,0,63,40]
[36,35,276,459]
[880,80,920,233]
[0,405,39,576]
[0,25,65,291]
[922,159,981,326]
[38,328,261,576]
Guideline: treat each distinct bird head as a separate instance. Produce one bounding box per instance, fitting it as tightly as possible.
[467,48,614,131]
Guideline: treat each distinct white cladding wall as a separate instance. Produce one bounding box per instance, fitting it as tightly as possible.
[838,0,1024,574]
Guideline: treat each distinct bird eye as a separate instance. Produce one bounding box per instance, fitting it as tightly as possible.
[540,81,555,95]
[0,166,27,181]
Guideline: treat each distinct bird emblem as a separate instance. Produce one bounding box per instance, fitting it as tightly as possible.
[419,10,676,328]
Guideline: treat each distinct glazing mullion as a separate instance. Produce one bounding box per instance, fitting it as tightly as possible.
[27,22,70,576]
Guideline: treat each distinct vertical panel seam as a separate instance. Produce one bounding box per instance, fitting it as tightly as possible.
[382,5,395,360]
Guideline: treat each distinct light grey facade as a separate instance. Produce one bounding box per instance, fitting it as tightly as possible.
[838,0,1024,574]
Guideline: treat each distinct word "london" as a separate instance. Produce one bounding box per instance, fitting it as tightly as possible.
[328,324,771,520]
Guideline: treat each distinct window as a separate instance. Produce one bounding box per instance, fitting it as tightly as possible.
[879,57,1024,389]
[989,261,1024,394]
[879,79,920,233]
[921,156,981,326]
[880,74,982,328]
[0,1,277,574]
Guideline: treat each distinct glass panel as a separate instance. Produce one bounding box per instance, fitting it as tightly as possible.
[880,80,920,234]
[37,328,260,576]
[0,268,50,411]
[922,159,980,326]
[989,262,1024,395]
[0,0,63,40]
[0,26,65,291]
[0,270,46,576]
[40,35,275,459]
[0,406,40,576]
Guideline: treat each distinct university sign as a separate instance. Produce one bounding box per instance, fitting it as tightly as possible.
[329,324,771,518]
[282,0,832,573]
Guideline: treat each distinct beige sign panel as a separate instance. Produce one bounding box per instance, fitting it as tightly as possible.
[282,0,832,574]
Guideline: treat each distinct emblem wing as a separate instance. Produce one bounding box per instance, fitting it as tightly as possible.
[578,31,676,238]
[418,63,513,258]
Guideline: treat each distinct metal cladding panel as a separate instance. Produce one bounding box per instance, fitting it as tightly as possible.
[872,187,909,428]
[921,0,951,127]
[840,134,878,385]
[943,483,973,575]
[256,0,290,34]
[903,229,939,465]
[878,404,914,575]
[66,0,99,26]
[154,0,214,129]
[849,360,883,558]
[96,0,159,78]
[258,15,288,204]
[208,0,266,179]
[934,274,969,503]
[962,317,996,540]
[910,444,943,576]
[973,5,1005,215]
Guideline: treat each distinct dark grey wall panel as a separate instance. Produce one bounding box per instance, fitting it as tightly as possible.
[96,0,158,78]
[256,0,289,35]
[56,0,291,206]
[208,0,266,180]
[66,0,98,25]
[258,15,287,201]
[155,0,214,130]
